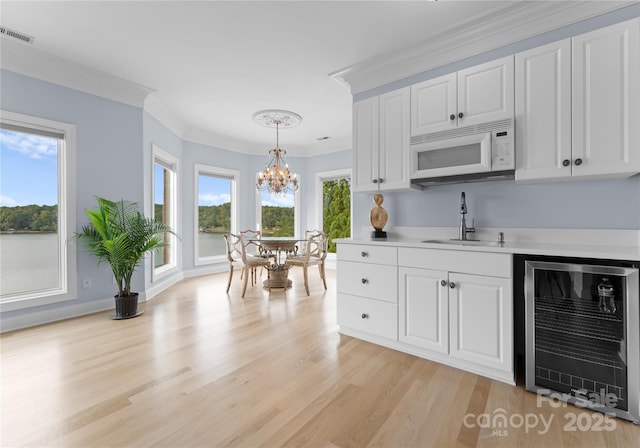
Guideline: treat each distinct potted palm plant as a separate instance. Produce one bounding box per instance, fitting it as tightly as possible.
[77,197,176,319]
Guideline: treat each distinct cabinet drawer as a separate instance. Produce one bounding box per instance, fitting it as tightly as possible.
[337,293,398,340]
[337,244,397,265]
[398,248,512,278]
[337,260,398,303]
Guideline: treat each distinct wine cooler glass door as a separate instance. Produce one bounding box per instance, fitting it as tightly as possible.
[525,261,639,422]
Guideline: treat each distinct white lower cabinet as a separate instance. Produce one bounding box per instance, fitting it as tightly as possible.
[398,267,449,354]
[336,244,399,342]
[337,242,515,384]
[337,293,397,340]
[448,272,513,374]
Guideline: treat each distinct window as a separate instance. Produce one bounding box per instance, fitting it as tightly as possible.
[258,189,297,237]
[0,111,76,310]
[316,169,351,253]
[152,145,178,277]
[194,164,238,264]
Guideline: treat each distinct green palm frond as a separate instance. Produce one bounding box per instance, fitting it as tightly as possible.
[77,197,178,297]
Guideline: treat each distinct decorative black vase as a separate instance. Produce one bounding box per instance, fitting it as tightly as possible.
[110,293,143,320]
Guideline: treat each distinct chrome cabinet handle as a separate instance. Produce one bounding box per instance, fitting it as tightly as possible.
[378,178,383,184]
[562,159,570,167]
[441,280,447,287]
[574,158,583,166]
[361,278,368,284]
[372,179,378,184]
[361,251,368,258]
[450,114,455,121]
[361,313,369,319]
[458,112,464,119]
[449,282,456,289]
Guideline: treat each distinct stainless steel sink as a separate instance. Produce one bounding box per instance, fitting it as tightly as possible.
[421,239,500,247]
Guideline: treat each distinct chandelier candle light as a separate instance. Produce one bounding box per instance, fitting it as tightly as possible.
[254,109,301,196]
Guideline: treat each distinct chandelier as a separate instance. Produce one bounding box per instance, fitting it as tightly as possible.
[254,109,302,196]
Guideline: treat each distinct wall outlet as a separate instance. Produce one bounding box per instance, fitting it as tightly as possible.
[82,278,92,289]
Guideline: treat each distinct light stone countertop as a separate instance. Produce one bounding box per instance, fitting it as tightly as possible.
[334,233,640,262]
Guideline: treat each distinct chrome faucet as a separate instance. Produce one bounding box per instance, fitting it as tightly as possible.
[459,192,475,240]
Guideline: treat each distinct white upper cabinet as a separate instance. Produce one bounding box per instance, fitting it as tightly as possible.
[516,18,640,182]
[572,18,640,178]
[410,73,457,135]
[515,39,572,181]
[352,96,379,192]
[411,56,514,135]
[353,87,416,193]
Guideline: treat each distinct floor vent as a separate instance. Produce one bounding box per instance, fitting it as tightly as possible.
[0,26,35,44]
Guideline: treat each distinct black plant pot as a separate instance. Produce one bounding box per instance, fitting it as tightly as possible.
[110,293,144,320]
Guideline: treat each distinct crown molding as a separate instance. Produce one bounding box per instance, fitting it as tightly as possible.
[144,94,187,137]
[182,126,351,158]
[336,1,636,94]
[183,127,263,155]
[0,38,154,108]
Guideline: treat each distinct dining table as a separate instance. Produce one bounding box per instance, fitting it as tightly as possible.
[252,237,306,290]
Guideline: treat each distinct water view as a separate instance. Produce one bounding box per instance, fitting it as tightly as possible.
[0,233,60,296]
[199,232,226,258]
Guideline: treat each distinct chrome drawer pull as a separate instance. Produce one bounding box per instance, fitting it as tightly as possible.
[361,313,369,319]
[361,278,368,284]
[361,251,368,258]
[440,280,447,287]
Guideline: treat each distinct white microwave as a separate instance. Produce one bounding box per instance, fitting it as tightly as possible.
[410,120,515,186]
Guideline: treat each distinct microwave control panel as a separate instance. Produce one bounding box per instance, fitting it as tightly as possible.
[492,130,514,170]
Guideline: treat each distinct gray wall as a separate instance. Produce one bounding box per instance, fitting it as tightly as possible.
[1,69,145,326]
[352,177,640,234]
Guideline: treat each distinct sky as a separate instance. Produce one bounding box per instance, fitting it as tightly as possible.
[0,128,295,209]
[0,130,58,206]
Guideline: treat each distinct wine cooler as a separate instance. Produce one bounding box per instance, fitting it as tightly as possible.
[525,260,639,422]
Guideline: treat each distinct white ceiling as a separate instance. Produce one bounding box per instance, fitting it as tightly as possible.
[0,1,633,156]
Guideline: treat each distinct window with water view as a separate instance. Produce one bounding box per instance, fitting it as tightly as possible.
[153,147,178,273]
[0,112,75,307]
[260,190,295,237]
[196,165,237,262]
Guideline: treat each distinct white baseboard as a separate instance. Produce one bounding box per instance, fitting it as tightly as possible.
[0,296,115,333]
[145,271,184,301]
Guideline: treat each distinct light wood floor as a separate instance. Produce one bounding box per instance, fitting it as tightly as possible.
[2,268,639,447]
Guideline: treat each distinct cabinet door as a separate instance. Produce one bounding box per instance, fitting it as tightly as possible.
[449,273,513,373]
[410,73,457,135]
[458,55,514,127]
[352,96,379,192]
[379,87,411,191]
[399,267,448,354]
[515,40,572,181]
[572,18,640,178]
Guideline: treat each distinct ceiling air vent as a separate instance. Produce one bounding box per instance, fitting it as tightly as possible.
[0,26,35,44]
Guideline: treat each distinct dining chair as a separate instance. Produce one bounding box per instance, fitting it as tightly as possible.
[288,232,330,296]
[223,233,244,293]
[299,229,324,257]
[238,233,271,298]
[239,229,274,278]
